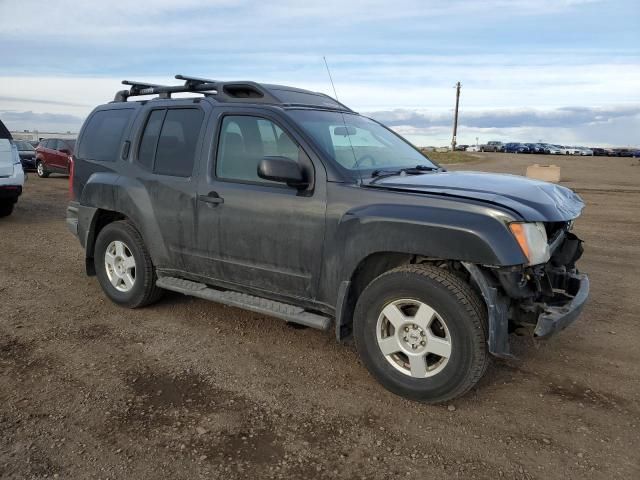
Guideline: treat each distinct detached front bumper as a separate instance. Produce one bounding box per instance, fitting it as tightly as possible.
[534,272,589,337]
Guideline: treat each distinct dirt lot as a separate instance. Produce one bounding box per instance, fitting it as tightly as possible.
[1,153,639,479]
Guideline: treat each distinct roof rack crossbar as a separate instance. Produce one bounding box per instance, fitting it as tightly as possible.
[114,78,219,102]
[175,74,219,88]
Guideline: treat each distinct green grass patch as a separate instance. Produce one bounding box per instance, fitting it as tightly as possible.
[419,150,480,164]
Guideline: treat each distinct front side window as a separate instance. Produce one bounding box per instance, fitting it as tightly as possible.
[216,115,299,183]
[286,110,436,176]
[77,109,133,162]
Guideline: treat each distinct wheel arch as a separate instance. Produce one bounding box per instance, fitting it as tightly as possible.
[84,208,130,275]
[335,252,485,342]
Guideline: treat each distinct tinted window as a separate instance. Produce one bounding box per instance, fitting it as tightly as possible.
[78,109,133,162]
[153,109,203,177]
[216,115,299,183]
[138,109,165,170]
[57,139,74,152]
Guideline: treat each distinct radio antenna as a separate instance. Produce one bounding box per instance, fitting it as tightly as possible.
[322,56,362,184]
[323,56,340,102]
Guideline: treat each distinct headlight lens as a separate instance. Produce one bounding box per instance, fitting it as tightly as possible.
[509,222,550,265]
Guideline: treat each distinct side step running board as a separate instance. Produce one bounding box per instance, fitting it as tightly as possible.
[156,276,332,331]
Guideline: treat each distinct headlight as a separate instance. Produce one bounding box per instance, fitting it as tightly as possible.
[509,222,550,265]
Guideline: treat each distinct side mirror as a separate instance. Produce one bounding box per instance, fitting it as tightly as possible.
[257,156,308,189]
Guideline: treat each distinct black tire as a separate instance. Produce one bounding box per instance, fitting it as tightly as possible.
[36,160,49,178]
[0,202,14,218]
[353,264,488,404]
[94,220,164,308]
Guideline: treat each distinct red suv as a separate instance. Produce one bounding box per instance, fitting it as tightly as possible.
[35,138,75,177]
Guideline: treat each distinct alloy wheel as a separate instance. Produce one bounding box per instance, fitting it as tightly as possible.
[376,299,452,378]
[104,240,136,292]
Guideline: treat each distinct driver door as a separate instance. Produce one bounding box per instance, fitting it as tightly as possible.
[196,108,327,300]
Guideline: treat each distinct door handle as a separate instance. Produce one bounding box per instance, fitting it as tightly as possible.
[198,191,224,205]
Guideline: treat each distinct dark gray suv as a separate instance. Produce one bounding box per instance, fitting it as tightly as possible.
[67,75,589,403]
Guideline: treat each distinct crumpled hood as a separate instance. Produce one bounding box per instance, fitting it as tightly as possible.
[369,171,584,222]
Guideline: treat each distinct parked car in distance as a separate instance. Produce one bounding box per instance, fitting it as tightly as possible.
[541,144,562,155]
[631,149,640,158]
[524,143,546,154]
[454,144,468,151]
[613,148,633,157]
[591,147,608,156]
[466,144,481,152]
[504,142,530,154]
[560,146,581,155]
[28,140,40,148]
[0,121,25,217]
[14,140,37,170]
[67,75,589,404]
[480,141,504,152]
[576,147,593,156]
[35,138,76,177]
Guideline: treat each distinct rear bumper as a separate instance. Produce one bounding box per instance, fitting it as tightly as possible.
[534,272,589,337]
[0,185,22,201]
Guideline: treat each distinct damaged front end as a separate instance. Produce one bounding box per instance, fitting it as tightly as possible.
[464,223,589,359]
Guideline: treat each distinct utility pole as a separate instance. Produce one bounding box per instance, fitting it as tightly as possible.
[451,81,461,151]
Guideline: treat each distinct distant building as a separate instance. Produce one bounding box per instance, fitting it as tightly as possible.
[9,129,77,141]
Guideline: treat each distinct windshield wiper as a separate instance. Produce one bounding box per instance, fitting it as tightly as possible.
[369,165,439,184]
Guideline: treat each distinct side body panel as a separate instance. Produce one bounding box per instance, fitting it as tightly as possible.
[316,183,527,307]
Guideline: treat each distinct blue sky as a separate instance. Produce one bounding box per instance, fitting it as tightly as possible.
[1,0,638,146]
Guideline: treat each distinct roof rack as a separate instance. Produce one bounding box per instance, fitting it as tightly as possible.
[114,75,221,102]
[112,74,352,111]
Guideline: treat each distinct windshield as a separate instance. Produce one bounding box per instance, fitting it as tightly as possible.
[287,110,437,176]
[15,141,35,151]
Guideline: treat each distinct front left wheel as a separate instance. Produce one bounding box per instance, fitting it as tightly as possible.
[354,264,489,404]
[94,221,163,308]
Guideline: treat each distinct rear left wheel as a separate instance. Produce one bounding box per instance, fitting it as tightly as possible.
[354,264,488,403]
[94,221,164,308]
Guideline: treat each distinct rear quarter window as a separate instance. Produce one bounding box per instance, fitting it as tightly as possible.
[137,108,203,178]
[78,109,133,162]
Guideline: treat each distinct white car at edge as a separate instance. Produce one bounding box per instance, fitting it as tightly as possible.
[0,121,25,217]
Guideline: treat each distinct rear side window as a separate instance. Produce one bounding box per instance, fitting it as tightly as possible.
[78,109,133,162]
[138,110,165,170]
[154,109,203,177]
[137,108,203,177]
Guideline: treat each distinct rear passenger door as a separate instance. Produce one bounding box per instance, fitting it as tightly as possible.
[132,105,207,272]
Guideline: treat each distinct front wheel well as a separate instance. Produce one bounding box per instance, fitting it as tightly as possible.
[337,254,479,341]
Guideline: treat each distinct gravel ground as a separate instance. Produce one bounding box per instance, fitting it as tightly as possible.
[1,153,639,479]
